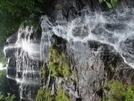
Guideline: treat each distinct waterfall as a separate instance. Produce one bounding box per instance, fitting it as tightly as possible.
[3,0,134,100]
[41,7,134,68]
[4,26,40,100]
[39,4,134,100]
[40,16,53,63]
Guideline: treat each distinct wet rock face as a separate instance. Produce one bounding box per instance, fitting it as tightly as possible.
[53,36,134,101]
[40,0,134,100]
[4,34,17,79]
[4,34,19,94]
[4,26,41,101]
[67,42,105,100]
[44,34,133,101]
[48,2,121,100]
[5,33,134,101]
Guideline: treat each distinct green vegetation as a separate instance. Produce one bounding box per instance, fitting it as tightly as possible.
[0,50,6,67]
[0,0,47,35]
[99,0,119,8]
[36,89,55,101]
[55,87,70,101]
[0,70,16,101]
[36,45,70,101]
[36,87,69,101]
[48,45,71,77]
[103,80,134,101]
[0,93,16,101]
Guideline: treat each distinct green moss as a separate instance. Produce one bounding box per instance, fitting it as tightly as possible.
[36,87,70,101]
[36,89,55,101]
[103,80,134,101]
[55,87,70,101]
[48,45,71,77]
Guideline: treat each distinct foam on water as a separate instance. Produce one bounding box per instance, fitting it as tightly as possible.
[41,7,134,68]
[4,25,40,100]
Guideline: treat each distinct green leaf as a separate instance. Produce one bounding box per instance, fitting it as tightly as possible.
[106,1,112,8]
[99,0,104,3]
[111,1,116,8]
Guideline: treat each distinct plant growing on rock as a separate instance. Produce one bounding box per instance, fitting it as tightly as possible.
[36,87,69,101]
[36,89,54,101]
[55,87,70,101]
[103,80,134,101]
[48,45,71,77]
[99,0,119,8]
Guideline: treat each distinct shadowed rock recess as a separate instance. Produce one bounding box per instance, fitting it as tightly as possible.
[3,0,134,101]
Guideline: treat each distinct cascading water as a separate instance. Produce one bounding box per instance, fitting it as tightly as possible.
[40,16,53,63]
[16,26,40,100]
[4,26,40,100]
[41,7,134,69]
[3,0,134,101]
[38,3,134,100]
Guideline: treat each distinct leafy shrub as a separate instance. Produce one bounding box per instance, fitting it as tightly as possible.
[99,0,119,8]
[36,87,69,101]
[0,92,16,101]
[0,0,48,36]
[55,87,70,101]
[103,80,134,101]
[36,89,54,101]
[48,45,71,77]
